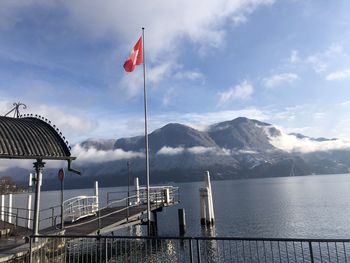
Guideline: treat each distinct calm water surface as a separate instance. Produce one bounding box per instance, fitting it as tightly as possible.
[11,174,350,238]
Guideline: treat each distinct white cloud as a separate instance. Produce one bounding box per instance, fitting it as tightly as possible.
[289,50,299,64]
[218,80,253,104]
[156,146,232,156]
[304,43,344,74]
[187,146,214,154]
[174,70,204,81]
[1,1,274,59]
[0,99,97,144]
[157,146,185,156]
[305,55,327,73]
[325,43,344,57]
[72,144,144,163]
[326,69,350,81]
[268,129,350,153]
[148,63,172,84]
[263,73,299,89]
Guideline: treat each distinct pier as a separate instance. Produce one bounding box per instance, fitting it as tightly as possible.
[0,184,179,261]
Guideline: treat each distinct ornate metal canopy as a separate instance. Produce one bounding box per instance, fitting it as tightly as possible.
[0,116,74,161]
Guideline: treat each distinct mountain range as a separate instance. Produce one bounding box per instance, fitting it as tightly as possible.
[3,117,350,190]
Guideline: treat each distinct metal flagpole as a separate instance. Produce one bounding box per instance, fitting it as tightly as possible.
[142,27,151,235]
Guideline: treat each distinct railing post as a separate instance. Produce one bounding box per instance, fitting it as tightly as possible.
[105,237,108,261]
[0,195,4,221]
[15,208,18,228]
[29,236,33,263]
[51,207,55,227]
[308,241,314,263]
[189,238,194,263]
[164,188,170,205]
[27,194,32,229]
[8,193,12,224]
[134,177,140,205]
[94,181,99,211]
[196,239,201,263]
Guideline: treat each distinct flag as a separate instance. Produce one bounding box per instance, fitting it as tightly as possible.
[123,36,143,73]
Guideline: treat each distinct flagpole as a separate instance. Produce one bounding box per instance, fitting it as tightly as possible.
[142,27,151,235]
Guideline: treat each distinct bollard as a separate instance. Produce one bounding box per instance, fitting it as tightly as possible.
[27,194,32,229]
[178,208,186,236]
[1,195,4,221]
[8,194,12,224]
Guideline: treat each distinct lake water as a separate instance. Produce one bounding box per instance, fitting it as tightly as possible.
[10,173,350,239]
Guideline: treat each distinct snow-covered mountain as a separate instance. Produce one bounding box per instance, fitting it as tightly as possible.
[4,117,350,189]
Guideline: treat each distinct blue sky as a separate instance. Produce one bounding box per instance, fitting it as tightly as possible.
[0,0,350,144]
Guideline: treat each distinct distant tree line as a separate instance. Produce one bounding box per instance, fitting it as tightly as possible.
[0,176,27,194]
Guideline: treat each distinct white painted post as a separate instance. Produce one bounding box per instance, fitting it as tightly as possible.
[199,187,207,225]
[27,194,32,229]
[94,181,99,211]
[134,177,140,204]
[164,188,170,205]
[204,171,215,225]
[199,171,215,226]
[8,194,12,224]
[0,195,4,221]
[29,173,33,187]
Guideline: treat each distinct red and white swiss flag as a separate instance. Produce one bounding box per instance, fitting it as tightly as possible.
[123,36,143,73]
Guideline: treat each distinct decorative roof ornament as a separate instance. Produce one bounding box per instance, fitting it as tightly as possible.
[4,102,27,118]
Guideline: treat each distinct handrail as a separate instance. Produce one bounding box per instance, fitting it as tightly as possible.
[30,234,350,243]
[63,195,98,223]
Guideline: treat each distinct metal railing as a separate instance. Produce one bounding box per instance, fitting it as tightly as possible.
[107,186,180,207]
[0,186,179,232]
[22,235,350,263]
[63,195,98,223]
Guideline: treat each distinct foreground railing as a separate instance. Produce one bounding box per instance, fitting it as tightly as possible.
[23,235,350,263]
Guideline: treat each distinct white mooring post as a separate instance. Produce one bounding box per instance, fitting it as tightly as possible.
[27,194,32,229]
[94,181,99,211]
[1,195,4,221]
[134,177,140,204]
[199,171,215,226]
[8,194,12,224]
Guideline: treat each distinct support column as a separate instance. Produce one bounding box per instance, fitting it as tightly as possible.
[33,159,45,238]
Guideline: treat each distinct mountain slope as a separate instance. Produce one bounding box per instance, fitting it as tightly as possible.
[115,123,218,153]
[208,117,280,151]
